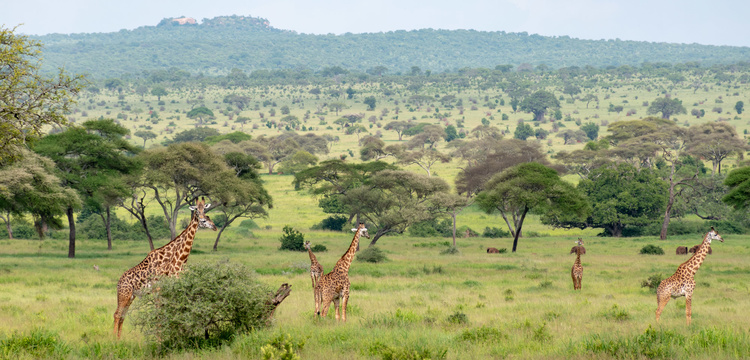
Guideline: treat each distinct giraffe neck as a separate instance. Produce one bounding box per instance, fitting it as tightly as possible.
[170,215,200,270]
[307,247,318,264]
[684,235,711,276]
[575,252,581,266]
[334,230,361,274]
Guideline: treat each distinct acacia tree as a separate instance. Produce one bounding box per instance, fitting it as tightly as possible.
[137,142,235,239]
[340,170,454,246]
[686,122,747,175]
[574,163,668,237]
[476,162,588,252]
[208,170,272,251]
[33,119,139,257]
[722,166,750,211]
[0,26,84,164]
[647,97,686,119]
[384,121,413,141]
[519,90,560,121]
[0,149,79,239]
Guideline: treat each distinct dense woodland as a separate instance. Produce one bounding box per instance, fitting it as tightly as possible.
[31,15,750,79]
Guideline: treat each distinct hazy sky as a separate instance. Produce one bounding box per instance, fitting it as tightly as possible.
[3,0,749,47]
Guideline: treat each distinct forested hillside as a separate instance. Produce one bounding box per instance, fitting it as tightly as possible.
[33,15,750,79]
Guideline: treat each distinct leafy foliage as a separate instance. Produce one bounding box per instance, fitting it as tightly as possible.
[357,246,388,263]
[131,260,273,351]
[639,245,665,255]
[279,225,305,251]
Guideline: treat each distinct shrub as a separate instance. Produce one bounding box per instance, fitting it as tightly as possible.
[357,246,387,263]
[440,246,460,255]
[310,215,348,231]
[482,227,510,238]
[641,274,664,293]
[310,244,327,252]
[600,304,630,321]
[260,333,305,360]
[640,245,664,255]
[131,260,273,351]
[279,225,305,251]
[457,326,505,342]
[447,311,468,325]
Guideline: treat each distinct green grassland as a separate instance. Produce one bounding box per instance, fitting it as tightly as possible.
[1,221,749,359]
[3,70,750,358]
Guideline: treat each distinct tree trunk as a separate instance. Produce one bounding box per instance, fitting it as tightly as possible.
[213,225,228,251]
[606,223,623,237]
[67,206,76,259]
[2,213,12,240]
[660,164,678,240]
[264,283,292,320]
[451,212,457,247]
[369,229,388,247]
[106,207,113,250]
[141,217,155,251]
[511,207,528,253]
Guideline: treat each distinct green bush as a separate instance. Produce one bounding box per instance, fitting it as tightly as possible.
[641,274,664,293]
[310,215,348,231]
[0,222,37,239]
[279,225,305,251]
[440,246,460,255]
[640,244,664,255]
[482,227,510,238]
[310,244,327,252]
[131,260,272,351]
[260,333,305,360]
[357,246,388,263]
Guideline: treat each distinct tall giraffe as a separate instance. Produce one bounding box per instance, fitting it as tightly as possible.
[304,241,324,289]
[571,238,584,290]
[314,223,369,321]
[113,197,216,339]
[656,227,723,325]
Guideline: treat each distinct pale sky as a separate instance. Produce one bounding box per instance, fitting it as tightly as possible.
[2,0,749,47]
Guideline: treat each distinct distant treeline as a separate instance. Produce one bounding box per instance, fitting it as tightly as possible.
[31,15,750,80]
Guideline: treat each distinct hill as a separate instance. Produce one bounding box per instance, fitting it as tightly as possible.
[33,15,750,79]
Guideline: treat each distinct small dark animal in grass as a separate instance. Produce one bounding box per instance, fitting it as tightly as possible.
[676,246,688,255]
[689,245,712,254]
[487,247,500,253]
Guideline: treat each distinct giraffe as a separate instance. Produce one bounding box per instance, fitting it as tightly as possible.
[655,227,723,325]
[571,238,584,290]
[304,241,324,289]
[113,197,216,339]
[314,223,369,321]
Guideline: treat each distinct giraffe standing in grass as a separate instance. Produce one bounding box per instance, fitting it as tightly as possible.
[571,238,584,290]
[656,227,723,325]
[113,197,216,339]
[314,223,369,321]
[304,241,324,289]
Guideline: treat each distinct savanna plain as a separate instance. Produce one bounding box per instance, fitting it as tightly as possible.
[3,62,750,359]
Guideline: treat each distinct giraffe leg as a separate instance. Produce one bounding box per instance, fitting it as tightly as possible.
[655,291,669,323]
[319,293,333,318]
[685,294,692,326]
[333,297,341,321]
[341,291,349,322]
[114,292,133,339]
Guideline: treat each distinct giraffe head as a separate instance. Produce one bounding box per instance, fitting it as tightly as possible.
[576,238,584,246]
[304,241,311,250]
[351,223,370,239]
[189,197,217,231]
[706,227,723,243]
